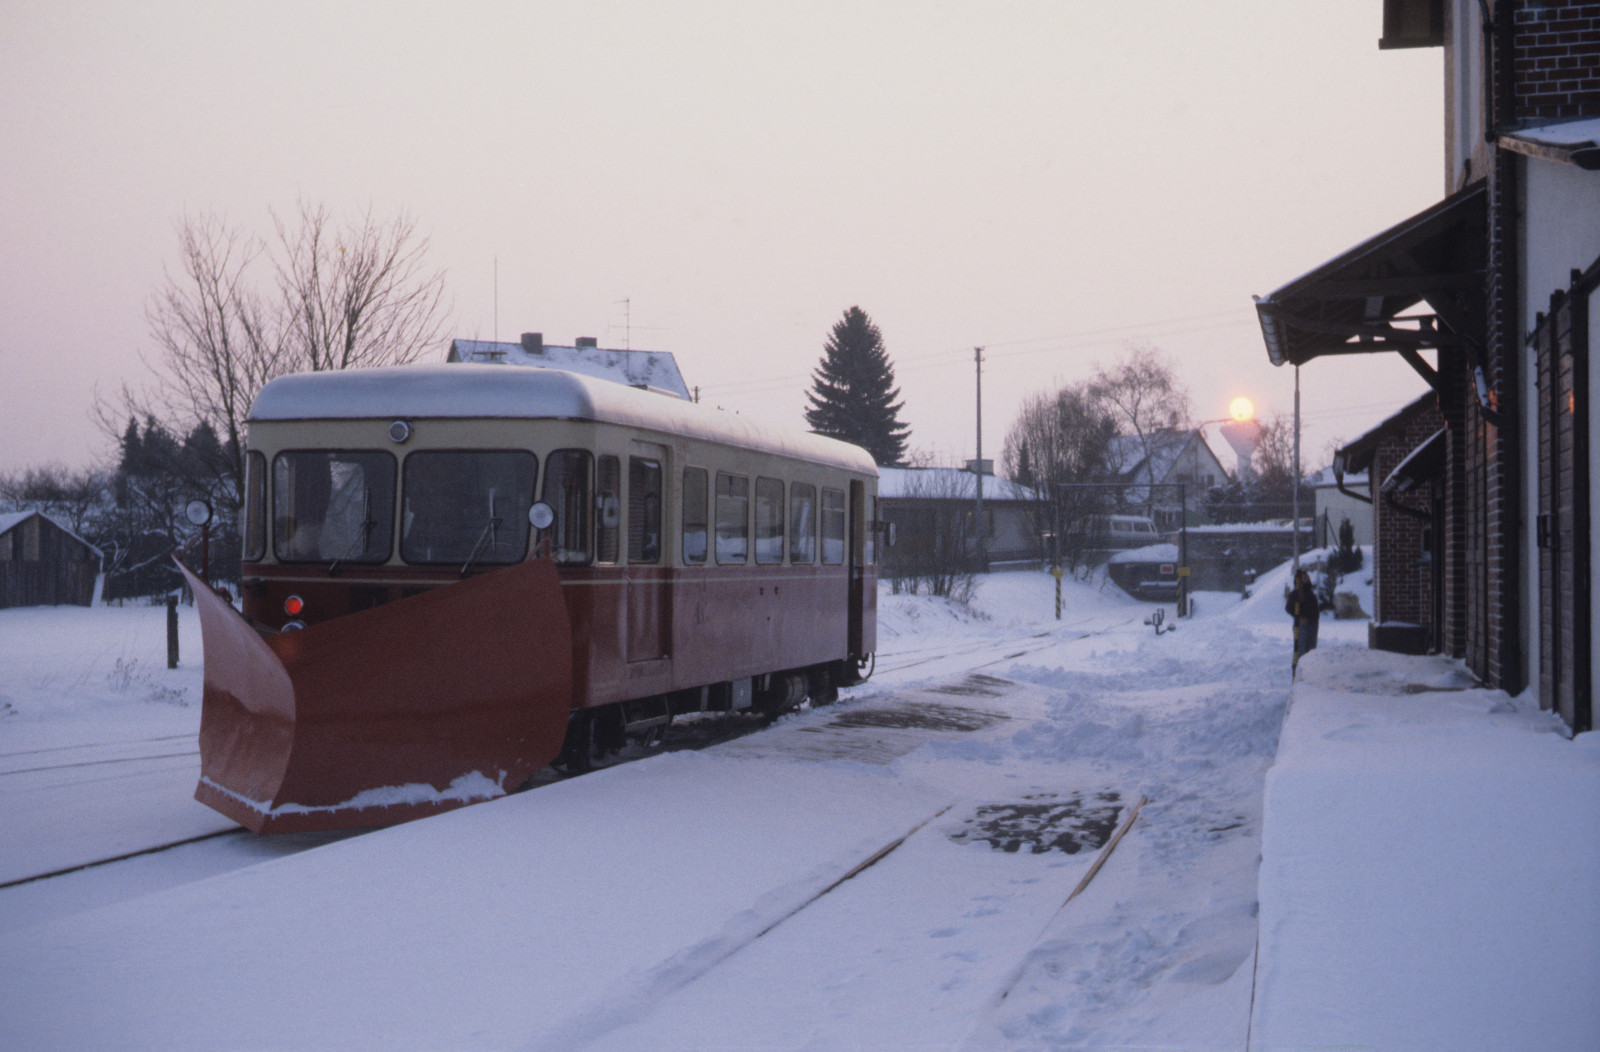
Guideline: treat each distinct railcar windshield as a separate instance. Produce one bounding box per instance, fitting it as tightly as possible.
[401,451,536,566]
[273,451,396,564]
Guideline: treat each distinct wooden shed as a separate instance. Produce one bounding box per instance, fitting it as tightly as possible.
[0,511,101,609]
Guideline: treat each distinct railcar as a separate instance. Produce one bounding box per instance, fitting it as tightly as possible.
[184,363,879,833]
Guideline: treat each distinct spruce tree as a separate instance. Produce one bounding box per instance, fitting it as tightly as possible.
[804,306,911,466]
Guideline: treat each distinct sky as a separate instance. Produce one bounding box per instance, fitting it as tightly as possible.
[0,1,1445,477]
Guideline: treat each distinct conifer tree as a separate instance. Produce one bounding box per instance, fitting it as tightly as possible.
[804,306,911,466]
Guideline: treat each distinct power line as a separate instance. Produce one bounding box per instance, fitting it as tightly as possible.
[698,308,1261,398]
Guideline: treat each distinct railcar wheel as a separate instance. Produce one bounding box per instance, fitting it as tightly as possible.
[555,712,604,775]
[838,654,874,687]
[807,666,839,707]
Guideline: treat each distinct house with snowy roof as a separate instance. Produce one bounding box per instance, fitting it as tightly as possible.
[876,466,1044,574]
[1103,429,1229,531]
[0,510,101,608]
[1307,464,1373,549]
[1253,0,1600,731]
[447,332,692,401]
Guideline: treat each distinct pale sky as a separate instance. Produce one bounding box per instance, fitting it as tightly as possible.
[0,1,1444,477]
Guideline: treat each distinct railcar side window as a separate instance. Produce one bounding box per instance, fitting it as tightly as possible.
[243,450,266,562]
[715,472,749,564]
[596,455,621,564]
[272,451,396,564]
[628,457,662,564]
[682,467,708,564]
[542,450,592,565]
[865,493,876,564]
[820,486,846,565]
[400,451,536,566]
[754,477,784,564]
[789,482,816,564]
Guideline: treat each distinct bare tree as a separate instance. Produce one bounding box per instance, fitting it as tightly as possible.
[1089,343,1192,477]
[275,200,448,372]
[0,464,110,535]
[1250,412,1310,519]
[880,468,980,602]
[1001,381,1119,572]
[101,214,283,506]
[100,203,450,508]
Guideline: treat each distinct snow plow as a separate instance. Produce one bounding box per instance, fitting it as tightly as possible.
[180,559,573,834]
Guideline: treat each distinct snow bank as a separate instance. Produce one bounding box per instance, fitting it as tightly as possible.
[0,752,948,1050]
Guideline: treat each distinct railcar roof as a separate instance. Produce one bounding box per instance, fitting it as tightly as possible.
[248,364,877,474]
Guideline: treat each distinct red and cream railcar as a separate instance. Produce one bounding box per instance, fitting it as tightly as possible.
[186,364,878,833]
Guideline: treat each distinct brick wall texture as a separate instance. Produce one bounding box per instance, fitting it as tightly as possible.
[1370,401,1447,629]
[1512,1,1600,119]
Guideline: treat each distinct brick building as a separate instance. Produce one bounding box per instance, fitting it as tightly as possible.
[1254,0,1600,732]
[1334,395,1448,654]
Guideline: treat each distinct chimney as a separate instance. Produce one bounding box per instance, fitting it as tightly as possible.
[520,332,544,355]
[575,336,598,348]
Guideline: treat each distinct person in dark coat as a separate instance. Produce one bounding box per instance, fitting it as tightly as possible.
[1286,569,1320,672]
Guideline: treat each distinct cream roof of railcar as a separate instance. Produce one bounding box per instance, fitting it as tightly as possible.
[248,364,876,475]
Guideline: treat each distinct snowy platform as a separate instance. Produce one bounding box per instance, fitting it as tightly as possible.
[1252,646,1600,1051]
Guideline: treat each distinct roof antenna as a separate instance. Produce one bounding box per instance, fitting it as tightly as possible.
[493,256,499,344]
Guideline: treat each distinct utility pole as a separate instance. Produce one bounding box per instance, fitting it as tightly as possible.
[1292,365,1301,574]
[975,346,987,572]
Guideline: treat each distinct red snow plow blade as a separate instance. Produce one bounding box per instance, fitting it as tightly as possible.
[179,560,573,834]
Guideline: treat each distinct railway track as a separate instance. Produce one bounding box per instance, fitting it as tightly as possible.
[874,614,1138,676]
[3,619,1123,897]
[0,829,242,891]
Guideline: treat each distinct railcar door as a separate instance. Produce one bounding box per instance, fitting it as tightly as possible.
[627,442,670,663]
[848,479,866,657]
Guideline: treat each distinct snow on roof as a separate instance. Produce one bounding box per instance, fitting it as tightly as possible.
[447,338,692,401]
[1307,465,1369,489]
[875,467,1040,501]
[1105,429,1225,486]
[248,365,876,475]
[1107,541,1179,564]
[1503,116,1600,149]
[1183,521,1301,534]
[0,510,102,556]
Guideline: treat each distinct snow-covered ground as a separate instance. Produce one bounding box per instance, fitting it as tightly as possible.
[0,555,1595,1050]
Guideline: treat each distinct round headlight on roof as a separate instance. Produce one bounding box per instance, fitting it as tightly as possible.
[389,420,411,443]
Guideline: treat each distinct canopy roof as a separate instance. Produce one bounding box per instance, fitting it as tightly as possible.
[1382,427,1448,495]
[1255,183,1487,369]
[1332,392,1438,478]
[1498,116,1600,171]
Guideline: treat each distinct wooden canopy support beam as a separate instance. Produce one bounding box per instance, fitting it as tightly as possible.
[1398,346,1443,392]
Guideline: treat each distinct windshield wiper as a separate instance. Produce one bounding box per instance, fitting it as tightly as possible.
[328,489,378,577]
[459,490,502,577]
